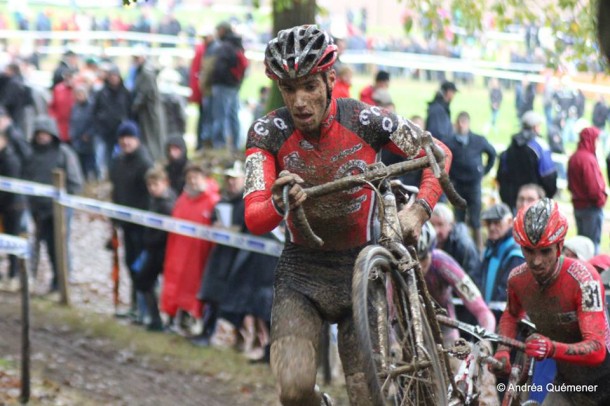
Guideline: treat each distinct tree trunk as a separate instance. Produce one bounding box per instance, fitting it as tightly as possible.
[266,0,317,112]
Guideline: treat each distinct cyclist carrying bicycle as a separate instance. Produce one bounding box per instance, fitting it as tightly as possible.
[243,25,452,405]
[490,198,610,405]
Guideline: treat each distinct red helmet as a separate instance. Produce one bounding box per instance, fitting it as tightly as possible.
[264,25,337,80]
[513,198,568,249]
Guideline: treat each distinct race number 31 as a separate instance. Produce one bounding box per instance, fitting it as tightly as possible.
[582,281,603,312]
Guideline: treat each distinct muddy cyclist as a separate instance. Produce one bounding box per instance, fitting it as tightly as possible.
[243,25,452,405]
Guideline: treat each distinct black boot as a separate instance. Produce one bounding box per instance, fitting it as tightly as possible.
[144,291,163,332]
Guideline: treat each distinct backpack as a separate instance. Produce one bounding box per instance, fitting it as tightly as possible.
[230,48,249,84]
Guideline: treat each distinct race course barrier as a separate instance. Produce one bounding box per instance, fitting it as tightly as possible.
[0,175,284,258]
[0,234,29,258]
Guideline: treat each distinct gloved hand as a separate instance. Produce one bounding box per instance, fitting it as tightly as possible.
[397,202,429,245]
[489,350,511,377]
[525,333,555,361]
[271,170,306,213]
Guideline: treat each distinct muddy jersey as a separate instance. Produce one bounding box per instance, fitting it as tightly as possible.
[499,256,610,386]
[426,249,496,343]
[243,98,450,251]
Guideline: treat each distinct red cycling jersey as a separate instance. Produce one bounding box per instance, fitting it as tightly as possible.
[243,98,451,251]
[499,256,610,385]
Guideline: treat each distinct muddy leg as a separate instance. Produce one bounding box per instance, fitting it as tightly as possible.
[271,288,323,406]
[337,315,374,406]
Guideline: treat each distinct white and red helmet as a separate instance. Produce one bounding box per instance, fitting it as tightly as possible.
[264,25,337,80]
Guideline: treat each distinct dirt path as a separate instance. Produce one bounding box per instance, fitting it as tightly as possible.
[0,294,271,406]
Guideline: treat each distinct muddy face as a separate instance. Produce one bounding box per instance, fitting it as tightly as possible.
[522,244,559,284]
[278,72,335,138]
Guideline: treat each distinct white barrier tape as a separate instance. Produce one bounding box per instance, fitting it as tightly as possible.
[0,177,57,198]
[452,297,506,312]
[58,194,284,257]
[0,176,283,257]
[0,234,29,258]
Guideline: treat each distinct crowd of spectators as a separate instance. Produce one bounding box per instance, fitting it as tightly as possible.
[0,18,273,362]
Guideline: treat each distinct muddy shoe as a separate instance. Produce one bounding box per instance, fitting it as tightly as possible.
[321,393,334,406]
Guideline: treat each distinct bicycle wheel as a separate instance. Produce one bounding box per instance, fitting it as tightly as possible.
[352,245,448,406]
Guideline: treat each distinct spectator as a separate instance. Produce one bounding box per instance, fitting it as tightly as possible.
[198,23,227,149]
[516,183,545,211]
[589,255,610,274]
[489,78,502,133]
[430,203,481,276]
[51,50,79,90]
[445,111,496,248]
[0,106,31,174]
[69,84,97,181]
[497,111,557,212]
[195,161,277,358]
[593,95,610,153]
[91,65,131,175]
[515,77,535,119]
[426,80,458,143]
[48,68,76,143]
[209,28,248,150]
[0,63,32,135]
[134,166,176,331]
[189,25,213,148]
[568,127,607,253]
[372,88,394,109]
[164,136,189,195]
[359,70,390,106]
[109,120,153,318]
[131,49,166,161]
[0,122,26,291]
[472,203,524,321]
[332,65,352,99]
[157,65,186,140]
[161,163,220,328]
[24,116,83,293]
[563,236,595,262]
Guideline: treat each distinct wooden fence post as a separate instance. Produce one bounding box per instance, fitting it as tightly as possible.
[18,257,30,404]
[52,169,70,306]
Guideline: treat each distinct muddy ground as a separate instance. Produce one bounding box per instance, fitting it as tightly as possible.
[0,211,282,405]
[0,293,279,406]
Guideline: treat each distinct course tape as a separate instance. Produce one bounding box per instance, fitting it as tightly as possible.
[0,234,29,258]
[0,176,283,258]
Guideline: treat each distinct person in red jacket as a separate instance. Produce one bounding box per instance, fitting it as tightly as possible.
[568,126,607,253]
[161,163,220,325]
[189,25,214,149]
[48,69,76,143]
[359,70,389,105]
[490,198,610,405]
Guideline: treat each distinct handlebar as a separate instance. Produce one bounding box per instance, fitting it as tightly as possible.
[436,315,526,351]
[285,138,466,247]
